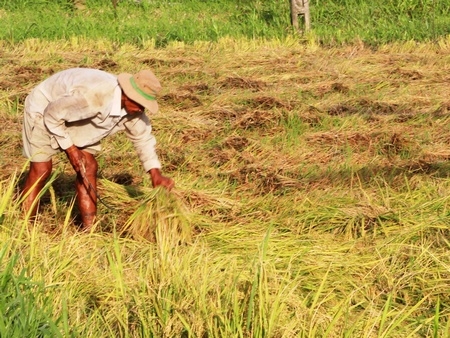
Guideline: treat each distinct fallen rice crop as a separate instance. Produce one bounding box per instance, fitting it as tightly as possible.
[1,36,450,336]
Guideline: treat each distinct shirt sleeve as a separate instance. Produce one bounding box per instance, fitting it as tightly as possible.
[43,94,95,150]
[122,114,162,172]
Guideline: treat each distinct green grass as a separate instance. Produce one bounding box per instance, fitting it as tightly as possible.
[0,242,70,337]
[0,0,448,45]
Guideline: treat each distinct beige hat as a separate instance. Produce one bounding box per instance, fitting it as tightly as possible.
[117,69,162,114]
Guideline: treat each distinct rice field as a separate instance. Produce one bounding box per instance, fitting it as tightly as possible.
[1,36,450,336]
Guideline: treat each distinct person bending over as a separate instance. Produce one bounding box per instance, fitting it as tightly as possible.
[22,67,174,230]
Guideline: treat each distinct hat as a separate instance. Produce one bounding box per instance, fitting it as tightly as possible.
[117,69,162,114]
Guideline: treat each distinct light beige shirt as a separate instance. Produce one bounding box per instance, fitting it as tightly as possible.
[24,68,161,171]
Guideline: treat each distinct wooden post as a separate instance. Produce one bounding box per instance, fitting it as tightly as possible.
[290,0,311,32]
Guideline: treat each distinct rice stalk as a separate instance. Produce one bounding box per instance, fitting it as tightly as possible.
[121,187,193,245]
[433,297,440,338]
[0,172,17,226]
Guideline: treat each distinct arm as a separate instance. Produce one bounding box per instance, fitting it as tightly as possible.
[123,115,174,190]
[65,145,86,173]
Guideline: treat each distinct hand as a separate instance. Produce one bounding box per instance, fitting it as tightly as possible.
[149,168,175,191]
[65,145,86,173]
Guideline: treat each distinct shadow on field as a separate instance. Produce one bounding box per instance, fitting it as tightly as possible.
[16,170,145,232]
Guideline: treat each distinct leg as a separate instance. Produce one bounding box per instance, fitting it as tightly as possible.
[22,161,53,217]
[75,151,98,229]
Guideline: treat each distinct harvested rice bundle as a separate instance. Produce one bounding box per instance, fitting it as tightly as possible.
[122,188,193,244]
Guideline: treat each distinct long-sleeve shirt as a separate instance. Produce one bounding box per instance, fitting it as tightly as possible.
[24,68,161,171]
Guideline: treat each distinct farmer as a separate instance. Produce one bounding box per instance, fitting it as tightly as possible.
[21,67,174,229]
